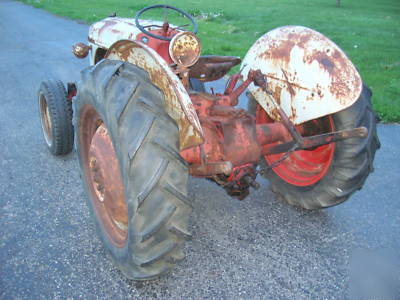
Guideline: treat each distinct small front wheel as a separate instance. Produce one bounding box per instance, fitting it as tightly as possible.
[38,80,74,155]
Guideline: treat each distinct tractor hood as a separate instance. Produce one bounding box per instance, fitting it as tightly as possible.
[88,17,165,49]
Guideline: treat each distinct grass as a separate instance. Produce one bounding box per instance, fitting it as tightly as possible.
[20,0,400,122]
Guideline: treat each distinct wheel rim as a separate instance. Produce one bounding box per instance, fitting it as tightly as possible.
[79,105,128,247]
[256,105,335,187]
[39,93,52,147]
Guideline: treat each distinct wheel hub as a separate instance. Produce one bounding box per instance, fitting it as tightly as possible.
[265,116,335,186]
[85,118,128,247]
[255,104,335,187]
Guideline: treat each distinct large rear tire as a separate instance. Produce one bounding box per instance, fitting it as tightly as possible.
[74,60,191,279]
[249,85,380,209]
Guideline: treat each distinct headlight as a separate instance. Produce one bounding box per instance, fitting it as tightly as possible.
[169,32,201,67]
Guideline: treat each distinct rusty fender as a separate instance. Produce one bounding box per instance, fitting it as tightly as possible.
[105,40,203,150]
[241,26,362,125]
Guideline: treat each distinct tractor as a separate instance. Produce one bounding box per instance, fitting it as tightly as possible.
[37,5,380,280]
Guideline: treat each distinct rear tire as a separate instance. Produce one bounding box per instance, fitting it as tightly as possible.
[38,80,74,155]
[74,60,191,279]
[249,85,380,209]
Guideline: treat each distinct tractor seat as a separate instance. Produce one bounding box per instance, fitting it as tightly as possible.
[189,56,241,82]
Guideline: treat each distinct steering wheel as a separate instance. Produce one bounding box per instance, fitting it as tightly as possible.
[135,5,198,41]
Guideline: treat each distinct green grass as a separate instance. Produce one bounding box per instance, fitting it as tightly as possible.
[21,0,400,122]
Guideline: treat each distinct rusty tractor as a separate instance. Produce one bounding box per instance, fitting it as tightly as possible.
[38,5,380,279]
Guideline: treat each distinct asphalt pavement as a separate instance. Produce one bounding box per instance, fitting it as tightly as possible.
[1,1,399,298]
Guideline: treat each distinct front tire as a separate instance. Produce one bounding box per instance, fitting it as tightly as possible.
[250,85,380,209]
[74,60,191,279]
[38,80,74,155]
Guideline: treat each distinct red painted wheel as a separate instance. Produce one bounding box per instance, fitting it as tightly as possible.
[248,85,380,209]
[256,106,335,187]
[79,106,128,248]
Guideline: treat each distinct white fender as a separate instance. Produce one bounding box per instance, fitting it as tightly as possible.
[241,26,362,124]
[105,40,203,150]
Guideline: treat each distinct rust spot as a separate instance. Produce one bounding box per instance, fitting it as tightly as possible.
[258,39,295,66]
[272,85,282,105]
[105,40,204,151]
[264,74,310,92]
[298,33,313,47]
[290,106,297,121]
[332,49,341,59]
[308,51,336,75]
[330,79,356,104]
[259,28,316,67]
[320,57,334,72]
[270,107,281,121]
[281,68,296,97]
[304,47,360,102]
